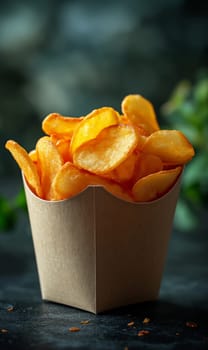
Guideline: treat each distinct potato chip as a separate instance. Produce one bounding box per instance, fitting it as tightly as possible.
[5,94,194,203]
[142,130,195,164]
[29,149,38,163]
[133,153,163,182]
[119,114,130,125]
[73,124,138,174]
[50,134,60,145]
[51,162,133,202]
[121,94,160,135]
[55,139,72,163]
[109,151,138,183]
[5,140,42,198]
[29,149,42,179]
[132,166,182,202]
[42,113,83,139]
[36,136,63,199]
[70,107,119,154]
[50,162,90,200]
[88,174,134,202]
[134,126,148,150]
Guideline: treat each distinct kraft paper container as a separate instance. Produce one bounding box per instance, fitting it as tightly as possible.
[23,174,182,314]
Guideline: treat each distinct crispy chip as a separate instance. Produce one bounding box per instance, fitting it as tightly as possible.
[50,162,90,200]
[132,166,182,202]
[68,327,80,332]
[70,107,119,154]
[89,174,134,202]
[73,124,138,174]
[133,153,163,183]
[50,134,72,162]
[134,126,148,150]
[110,151,138,183]
[142,130,195,164]
[36,136,63,199]
[42,113,83,139]
[119,114,130,125]
[5,140,42,198]
[50,134,60,144]
[5,94,194,202]
[121,94,160,134]
[56,139,72,163]
[51,162,134,202]
[29,149,38,163]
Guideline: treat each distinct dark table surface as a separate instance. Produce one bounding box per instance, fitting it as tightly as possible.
[0,187,208,350]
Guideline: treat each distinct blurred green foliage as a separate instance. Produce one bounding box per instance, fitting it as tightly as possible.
[0,188,27,232]
[161,71,208,231]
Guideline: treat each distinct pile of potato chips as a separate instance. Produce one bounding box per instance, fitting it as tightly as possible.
[5,95,195,202]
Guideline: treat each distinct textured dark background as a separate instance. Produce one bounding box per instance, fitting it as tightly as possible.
[1,2,208,348]
[1,0,208,178]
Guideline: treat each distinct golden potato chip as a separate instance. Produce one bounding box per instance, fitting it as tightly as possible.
[36,136,63,199]
[56,139,72,163]
[29,149,42,178]
[109,151,138,183]
[42,113,83,139]
[134,126,148,150]
[132,166,182,202]
[5,140,42,198]
[50,134,60,145]
[50,162,90,200]
[5,94,195,203]
[73,124,138,174]
[133,153,163,182]
[51,162,133,202]
[88,174,134,202]
[70,107,119,154]
[29,149,38,163]
[142,130,195,164]
[119,114,130,125]
[121,94,160,135]
[118,123,147,151]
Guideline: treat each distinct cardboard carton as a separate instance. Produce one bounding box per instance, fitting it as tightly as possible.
[23,174,181,314]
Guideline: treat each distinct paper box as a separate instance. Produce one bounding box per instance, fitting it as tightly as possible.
[23,174,181,314]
